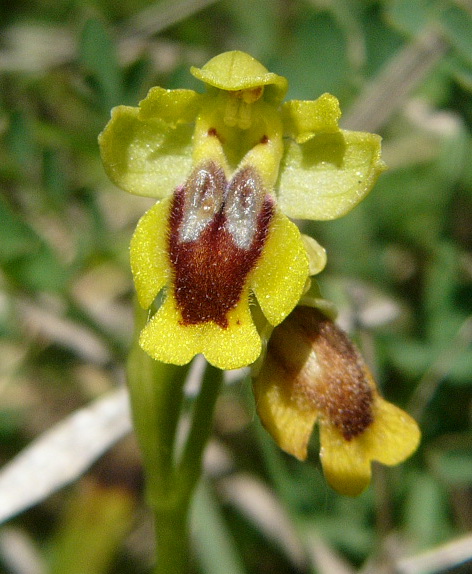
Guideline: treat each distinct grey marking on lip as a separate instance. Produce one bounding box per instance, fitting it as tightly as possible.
[224,166,266,250]
[178,162,268,251]
[179,162,226,243]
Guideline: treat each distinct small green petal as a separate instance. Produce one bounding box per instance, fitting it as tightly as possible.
[99,105,194,198]
[277,130,386,220]
[190,51,288,103]
[138,87,201,126]
[301,235,327,275]
[130,198,171,309]
[282,93,341,144]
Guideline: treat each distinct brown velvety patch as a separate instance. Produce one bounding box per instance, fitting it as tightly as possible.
[168,162,274,328]
[270,307,374,440]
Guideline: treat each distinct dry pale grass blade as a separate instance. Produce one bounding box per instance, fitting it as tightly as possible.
[218,473,356,573]
[0,388,131,524]
[0,24,75,72]
[0,527,45,574]
[396,533,472,574]
[17,298,112,366]
[301,530,356,574]
[342,29,448,132]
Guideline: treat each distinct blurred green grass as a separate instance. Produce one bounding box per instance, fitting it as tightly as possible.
[1,1,472,573]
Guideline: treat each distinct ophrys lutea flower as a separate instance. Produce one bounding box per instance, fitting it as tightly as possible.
[253,304,420,496]
[99,51,385,370]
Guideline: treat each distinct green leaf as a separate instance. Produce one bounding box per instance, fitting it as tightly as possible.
[440,4,472,66]
[0,196,68,292]
[276,11,350,100]
[221,0,280,58]
[369,164,452,249]
[192,480,247,574]
[429,436,472,486]
[50,485,134,574]
[79,19,122,111]
[448,54,472,91]
[43,148,68,208]
[6,111,38,174]
[404,471,451,550]
[387,0,434,36]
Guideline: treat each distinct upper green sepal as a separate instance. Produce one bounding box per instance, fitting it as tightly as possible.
[191,51,288,103]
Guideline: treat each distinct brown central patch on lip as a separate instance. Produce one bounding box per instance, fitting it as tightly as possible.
[168,163,274,328]
[271,307,374,440]
[297,308,374,440]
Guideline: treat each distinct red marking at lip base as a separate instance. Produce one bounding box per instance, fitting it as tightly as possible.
[168,167,274,328]
[207,127,224,143]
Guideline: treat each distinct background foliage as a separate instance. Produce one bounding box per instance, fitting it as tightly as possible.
[1,0,472,573]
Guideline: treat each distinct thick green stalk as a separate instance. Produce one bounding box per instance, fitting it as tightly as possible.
[127,304,189,503]
[153,503,191,574]
[127,302,223,574]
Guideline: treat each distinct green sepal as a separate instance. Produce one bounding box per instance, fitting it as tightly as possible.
[277,130,386,220]
[190,51,288,103]
[282,93,341,144]
[98,104,194,198]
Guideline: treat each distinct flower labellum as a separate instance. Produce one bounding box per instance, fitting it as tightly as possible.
[253,306,420,496]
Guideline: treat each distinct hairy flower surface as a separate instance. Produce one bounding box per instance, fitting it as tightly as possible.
[99,51,385,369]
[253,306,420,495]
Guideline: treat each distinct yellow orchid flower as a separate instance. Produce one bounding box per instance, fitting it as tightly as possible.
[253,305,420,496]
[99,51,385,370]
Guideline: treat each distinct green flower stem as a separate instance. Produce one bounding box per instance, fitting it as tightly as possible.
[152,503,191,574]
[127,301,223,574]
[178,363,223,497]
[127,303,188,501]
[152,365,223,574]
